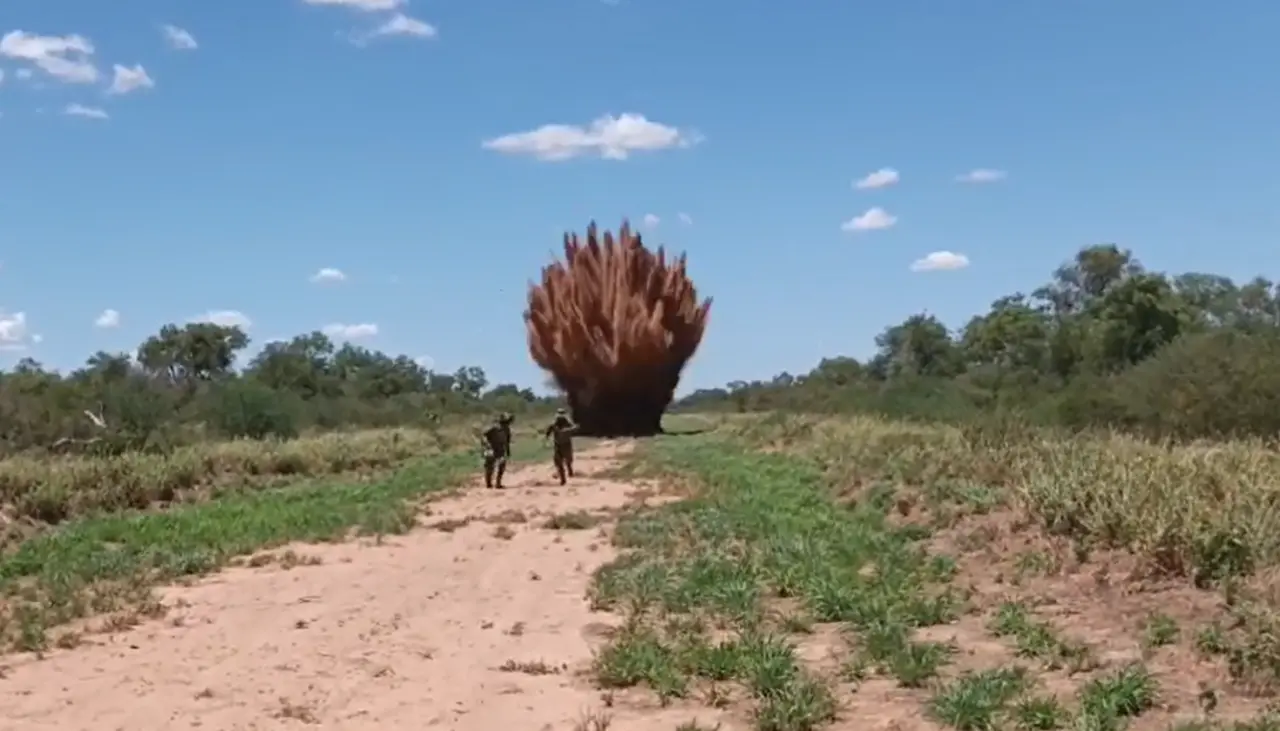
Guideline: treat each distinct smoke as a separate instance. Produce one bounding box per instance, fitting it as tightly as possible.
[524,220,711,436]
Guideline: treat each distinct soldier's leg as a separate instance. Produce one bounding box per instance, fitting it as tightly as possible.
[553,452,567,485]
[565,442,575,477]
[494,456,508,488]
[483,455,496,488]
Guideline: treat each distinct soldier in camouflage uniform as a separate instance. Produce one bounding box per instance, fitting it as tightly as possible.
[543,407,578,486]
[480,412,514,489]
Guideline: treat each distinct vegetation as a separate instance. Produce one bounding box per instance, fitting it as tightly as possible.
[584,419,1280,729]
[5,240,1280,731]
[675,244,1280,441]
[0,436,552,652]
[0,321,572,541]
[0,422,571,535]
[718,413,1280,583]
[0,451,469,651]
[0,321,566,648]
[0,324,555,457]
[572,239,1280,728]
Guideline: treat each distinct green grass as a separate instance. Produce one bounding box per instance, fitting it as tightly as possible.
[0,440,549,652]
[1140,612,1180,649]
[586,434,962,730]
[1012,695,1071,731]
[928,666,1032,731]
[925,663,1160,731]
[987,601,1097,673]
[1075,664,1159,731]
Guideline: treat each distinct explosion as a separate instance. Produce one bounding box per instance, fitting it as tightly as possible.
[525,220,712,437]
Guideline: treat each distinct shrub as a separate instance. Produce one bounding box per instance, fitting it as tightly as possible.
[1108,329,1280,440]
[204,380,301,440]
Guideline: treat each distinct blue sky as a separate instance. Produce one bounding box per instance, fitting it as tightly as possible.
[2,0,1278,393]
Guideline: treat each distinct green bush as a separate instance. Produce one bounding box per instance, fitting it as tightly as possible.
[204,380,301,440]
[1107,329,1280,440]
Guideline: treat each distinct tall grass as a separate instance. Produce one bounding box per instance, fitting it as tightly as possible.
[720,413,1280,585]
[0,422,552,530]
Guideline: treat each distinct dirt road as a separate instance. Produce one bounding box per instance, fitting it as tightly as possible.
[1,443,724,731]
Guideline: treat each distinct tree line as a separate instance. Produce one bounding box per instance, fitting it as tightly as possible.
[6,242,1274,456]
[675,244,1280,440]
[0,327,556,456]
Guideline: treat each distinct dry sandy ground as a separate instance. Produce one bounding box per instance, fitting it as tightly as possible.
[0,443,731,731]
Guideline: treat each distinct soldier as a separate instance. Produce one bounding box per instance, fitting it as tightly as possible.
[480,412,514,489]
[543,407,578,485]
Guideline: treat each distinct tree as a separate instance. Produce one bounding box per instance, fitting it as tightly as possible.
[1234,277,1280,331]
[137,323,249,385]
[452,366,488,399]
[670,241,1280,440]
[809,357,863,387]
[0,318,558,455]
[1173,273,1239,328]
[79,351,134,384]
[871,314,962,379]
[1034,244,1142,317]
[1085,273,1190,372]
[961,294,1049,372]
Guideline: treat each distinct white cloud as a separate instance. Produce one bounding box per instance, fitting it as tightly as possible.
[677,212,693,225]
[304,0,406,9]
[94,308,121,328]
[191,310,252,329]
[65,103,107,119]
[108,64,154,95]
[322,322,378,340]
[910,251,970,272]
[0,31,98,84]
[482,113,699,161]
[0,311,30,350]
[642,213,660,229]
[365,13,437,40]
[414,355,435,370]
[841,207,897,232]
[30,334,43,345]
[310,267,347,283]
[854,167,900,190]
[162,25,198,51]
[955,168,1007,184]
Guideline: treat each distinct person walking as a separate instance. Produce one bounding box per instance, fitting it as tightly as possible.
[480,412,514,489]
[543,407,578,485]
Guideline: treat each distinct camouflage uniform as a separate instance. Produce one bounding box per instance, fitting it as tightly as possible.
[544,409,577,485]
[481,413,514,489]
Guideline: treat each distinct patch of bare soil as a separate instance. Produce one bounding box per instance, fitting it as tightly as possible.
[0,443,709,731]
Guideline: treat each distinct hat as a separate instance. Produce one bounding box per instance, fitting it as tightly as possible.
[498,412,514,424]
[556,407,567,415]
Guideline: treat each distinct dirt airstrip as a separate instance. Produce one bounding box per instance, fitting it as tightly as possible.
[0,443,749,731]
